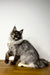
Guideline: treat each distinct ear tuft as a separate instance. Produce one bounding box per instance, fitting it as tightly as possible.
[13,26,17,31]
[20,29,23,34]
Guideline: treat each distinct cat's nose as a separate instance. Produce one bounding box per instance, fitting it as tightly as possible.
[17,35,19,37]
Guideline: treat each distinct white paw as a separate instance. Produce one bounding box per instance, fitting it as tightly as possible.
[18,62,29,67]
[18,62,23,67]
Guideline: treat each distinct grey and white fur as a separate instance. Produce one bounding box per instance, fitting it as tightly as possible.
[5,26,48,68]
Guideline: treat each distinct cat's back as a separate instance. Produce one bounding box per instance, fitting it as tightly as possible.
[20,40,39,56]
[18,40,32,48]
[18,40,37,51]
[19,40,34,48]
[18,40,39,61]
[19,40,29,45]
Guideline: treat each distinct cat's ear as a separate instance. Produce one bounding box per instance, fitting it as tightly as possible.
[20,29,23,34]
[13,26,17,31]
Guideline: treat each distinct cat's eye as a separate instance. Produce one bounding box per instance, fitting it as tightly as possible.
[13,33,15,35]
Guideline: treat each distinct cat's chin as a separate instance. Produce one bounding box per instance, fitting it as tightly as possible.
[15,38,18,40]
[15,39,23,44]
[8,36,23,45]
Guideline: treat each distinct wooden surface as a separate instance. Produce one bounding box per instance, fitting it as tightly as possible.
[0,60,50,75]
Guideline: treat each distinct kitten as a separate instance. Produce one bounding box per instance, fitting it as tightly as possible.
[5,26,48,68]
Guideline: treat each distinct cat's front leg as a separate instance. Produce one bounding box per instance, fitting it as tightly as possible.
[5,51,13,64]
[10,55,20,65]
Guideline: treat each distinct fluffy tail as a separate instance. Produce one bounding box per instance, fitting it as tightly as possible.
[36,59,49,68]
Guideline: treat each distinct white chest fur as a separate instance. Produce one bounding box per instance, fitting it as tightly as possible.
[7,38,23,55]
[7,41,16,55]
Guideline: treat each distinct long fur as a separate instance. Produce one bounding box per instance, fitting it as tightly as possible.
[5,26,49,68]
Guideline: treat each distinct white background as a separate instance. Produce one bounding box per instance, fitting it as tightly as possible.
[0,0,50,61]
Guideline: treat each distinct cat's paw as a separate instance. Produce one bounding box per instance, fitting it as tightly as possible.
[18,63,22,67]
[18,62,24,67]
[5,59,9,64]
[10,61,16,65]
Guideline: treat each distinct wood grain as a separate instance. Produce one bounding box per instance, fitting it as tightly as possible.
[0,60,50,75]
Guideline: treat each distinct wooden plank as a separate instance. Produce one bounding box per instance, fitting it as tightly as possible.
[0,60,50,75]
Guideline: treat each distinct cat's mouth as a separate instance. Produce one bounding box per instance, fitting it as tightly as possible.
[9,36,21,41]
[12,37,18,41]
[14,38,18,41]
[9,36,23,45]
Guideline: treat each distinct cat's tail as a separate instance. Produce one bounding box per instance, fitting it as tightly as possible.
[36,58,49,68]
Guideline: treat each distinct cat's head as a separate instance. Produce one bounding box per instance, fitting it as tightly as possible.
[10,26,23,41]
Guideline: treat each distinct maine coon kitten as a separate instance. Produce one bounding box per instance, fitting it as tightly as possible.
[5,26,48,68]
